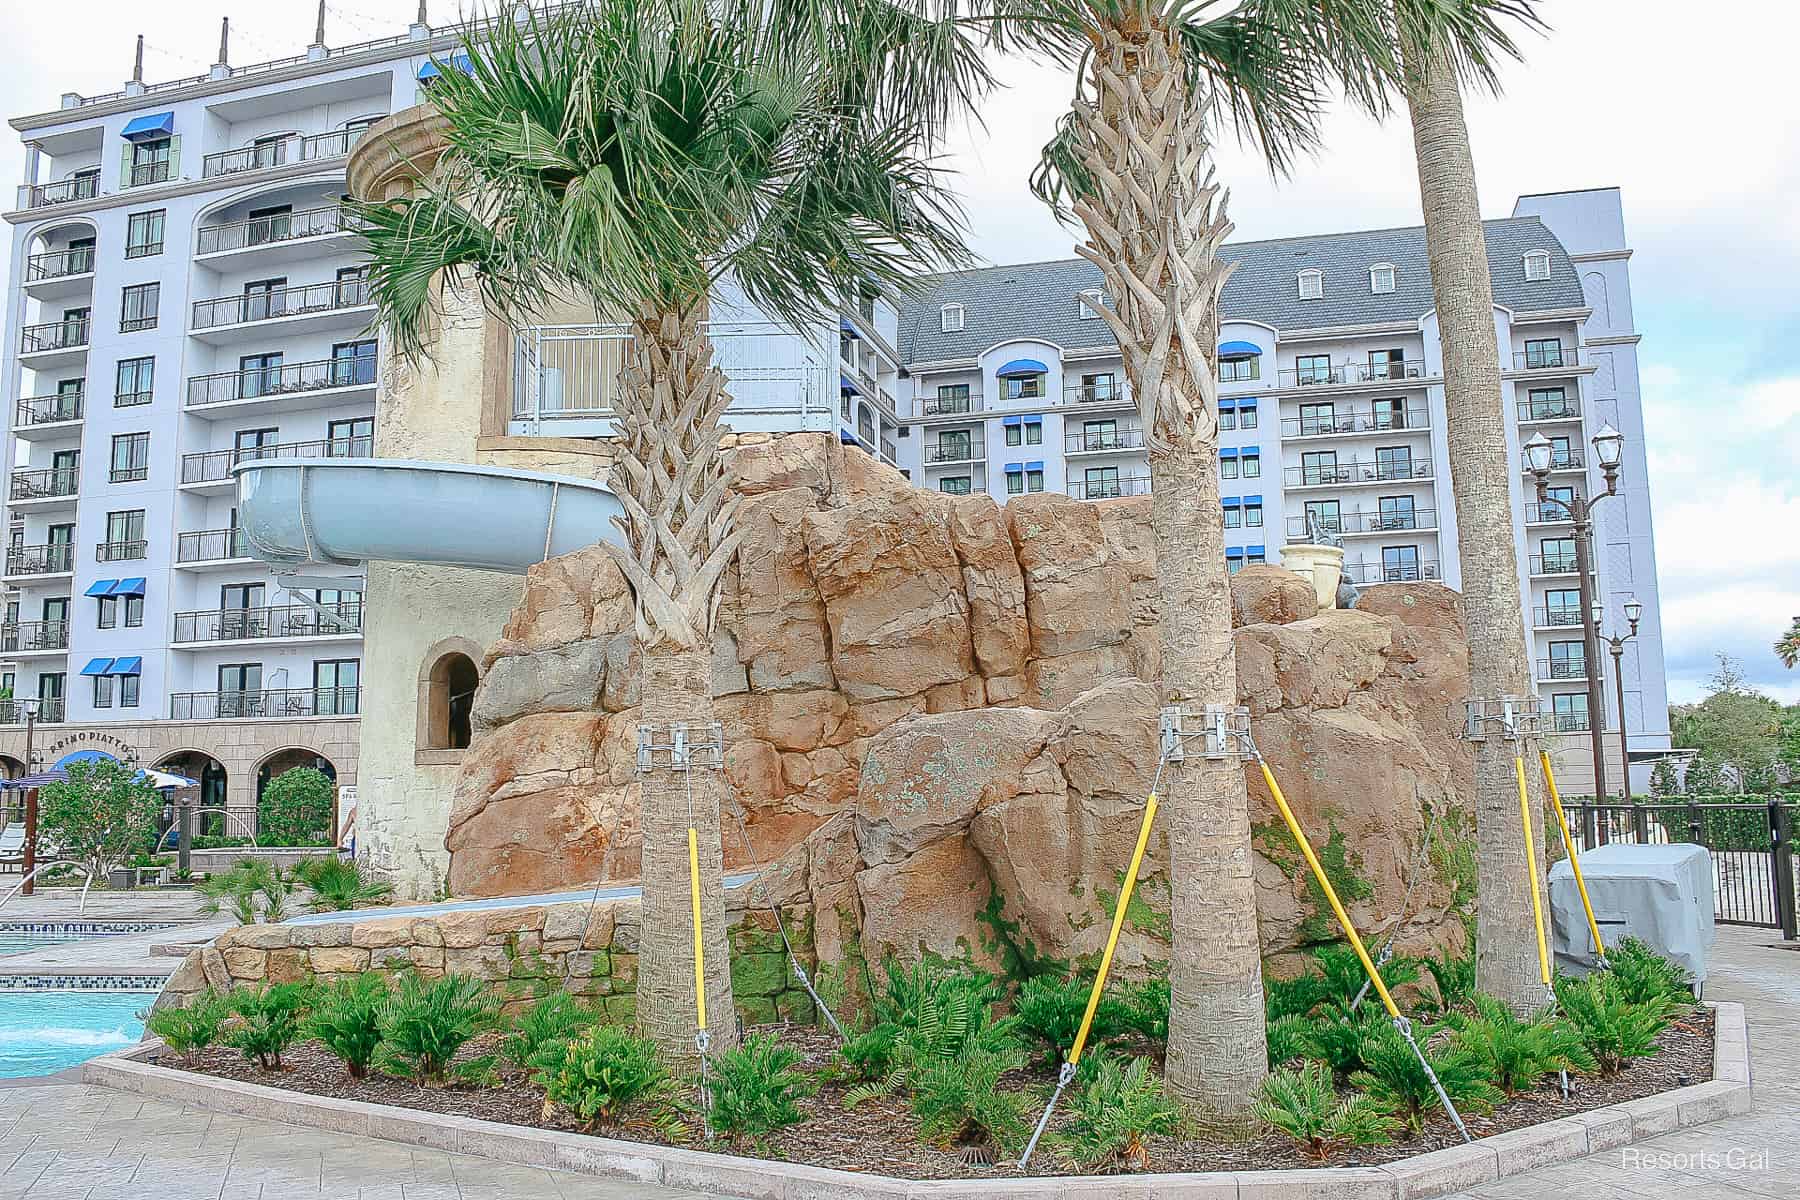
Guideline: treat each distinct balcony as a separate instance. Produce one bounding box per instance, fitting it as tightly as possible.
[917,392,982,419]
[22,247,96,302]
[200,129,363,180]
[9,467,79,504]
[1278,360,1430,389]
[1532,606,1585,628]
[176,527,250,566]
[1528,553,1581,576]
[95,539,148,562]
[1525,501,1576,525]
[1070,474,1151,500]
[173,602,364,646]
[27,176,99,209]
[1066,427,1145,455]
[19,317,89,366]
[1280,408,1430,439]
[126,160,174,188]
[196,204,361,265]
[924,441,985,466]
[1,620,70,653]
[1286,508,1437,538]
[0,697,65,724]
[4,544,74,577]
[1546,712,1591,733]
[1066,383,1132,407]
[1526,447,1585,474]
[1517,395,1581,423]
[185,355,378,416]
[1512,346,1576,372]
[181,435,374,489]
[1537,658,1590,683]
[190,278,373,342]
[1342,560,1441,585]
[14,390,84,432]
[171,687,361,720]
[1284,459,1434,488]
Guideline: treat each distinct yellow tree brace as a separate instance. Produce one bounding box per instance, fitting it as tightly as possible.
[1513,757,1552,987]
[1540,749,1606,960]
[1069,792,1159,1065]
[688,826,707,1031]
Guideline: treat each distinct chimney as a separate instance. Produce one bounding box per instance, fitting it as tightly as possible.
[308,0,329,60]
[410,0,430,41]
[132,35,144,83]
[211,17,231,79]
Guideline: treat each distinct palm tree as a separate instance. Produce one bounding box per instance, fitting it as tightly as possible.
[1776,617,1800,670]
[356,0,985,1060]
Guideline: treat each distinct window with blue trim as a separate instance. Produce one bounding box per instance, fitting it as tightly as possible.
[1004,374,1044,401]
[1237,399,1258,430]
[1219,356,1258,383]
[1245,501,1263,528]
[1223,498,1242,529]
[1220,450,1239,481]
[1005,416,1042,447]
[1241,451,1261,479]
[939,476,972,496]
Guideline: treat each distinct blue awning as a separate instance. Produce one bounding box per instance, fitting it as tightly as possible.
[1247,545,1266,556]
[85,578,120,597]
[1221,496,1240,508]
[1003,463,1023,473]
[840,374,860,395]
[1243,494,1263,505]
[839,318,858,337]
[113,577,147,596]
[120,112,174,141]
[417,52,474,81]
[1218,340,1261,359]
[1218,398,1236,411]
[1225,548,1245,558]
[1218,448,1238,458]
[1025,460,1044,472]
[1238,397,1259,409]
[1001,415,1022,427]
[109,656,142,676]
[995,358,1048,378]
[80,657,115,677]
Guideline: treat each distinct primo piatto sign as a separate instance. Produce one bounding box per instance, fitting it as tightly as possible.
[39,732,141,766]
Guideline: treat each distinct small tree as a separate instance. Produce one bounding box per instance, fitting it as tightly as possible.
[257,767,335,846]
[37,758,163,879]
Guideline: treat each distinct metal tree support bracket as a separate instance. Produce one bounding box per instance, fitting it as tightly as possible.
[1462,695,1546,743]
[1158,703,1253,762]
[635,721,725,773]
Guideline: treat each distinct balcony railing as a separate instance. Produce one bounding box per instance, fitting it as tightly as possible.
[1066,383,1130,406]
[127,160,173,188]
[1070,474,1151,500]
[181,435,374,485]
[1285,508,1436,537]
[0,621,69,652]
[174,602,364,644]
[919,392,982,417]
[186,355,378,407]
[196,204,359,255]
[1517,395,1581,422]
[191,278,372,329]
[1279,360,1430,388]
[16,391,84,427]
[1533,606,1585,628]
[1537,658,1590,681]
[20,318,89,354]
[1065,427,1146,453]
[9,467,79,501]
[24,247,95,281]
[200,129,363,180]
[5,544,74,575]
[1547,712,1591,733]
[95,539,148,562]
[924,441,984,465]
[1531,448,1586,472]
[0,697,65,723]
[1280,408,1430,438]
[176,528,248,563]
[1526,501,1576,524]
[1284,459,1433,487]
[1342,560,1441,585]
[27,176,99,208]
[1514,346,1575,371]
[171,687,361,720]
[1529,554,1580,575]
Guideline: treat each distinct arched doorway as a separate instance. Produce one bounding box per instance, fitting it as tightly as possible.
[256,749,339,846]
[257,748,337,800]
[155,750,229,838]
[0,754,25,780]
[424,650,479,751]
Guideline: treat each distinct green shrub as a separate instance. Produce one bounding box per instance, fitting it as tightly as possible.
[1254,1062,1398,1159]
[37,758,165,879]
[292,856,394,913]
[376,972,500,1085]
[1119,977,1169,1043]
[907,1043,1029,1157]
[1012,974,1127,1066]
[1055,1054,1180,1172]
[196,859,290,924]
[225,982,313,1071]
[258,767,336,847]
[838,1021,901,1081]
[305,974,390,1079]
[1608,938,1694,1012]
[1553,972,1669,1074]
[540,1025,677,1133]
[501,989,598,1072]
[842,959,1019,1099]
[707,1033,812,1146]
[1449,995,1595,1096]
[1302,1001,1387,1078]
[1349,1020,1500,1131]
[1414,950,1476,1018]
[145,990,232,1056]
[1265,1013,1315,1068]
[1265,971,1330,1022]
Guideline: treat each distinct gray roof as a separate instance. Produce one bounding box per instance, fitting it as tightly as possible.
[896,216,1585,365]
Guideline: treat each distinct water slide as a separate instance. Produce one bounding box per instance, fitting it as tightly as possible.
[232,458,626,574]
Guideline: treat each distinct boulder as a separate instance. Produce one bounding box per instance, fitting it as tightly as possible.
[1231,564,1323,627]
[1005,493,1132,657]
[471,639,610,733]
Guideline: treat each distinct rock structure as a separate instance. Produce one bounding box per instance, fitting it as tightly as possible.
[446,432,1478,973]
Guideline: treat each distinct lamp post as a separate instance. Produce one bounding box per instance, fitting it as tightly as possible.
[1526,422,1625,800]
[1598,597,1643,801]
[19,697,39,896]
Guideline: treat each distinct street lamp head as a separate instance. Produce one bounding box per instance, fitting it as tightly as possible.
[1624,597,1643,631]
[1591,600,1605,629]
[18,697,39,719]
[1524,432,1555,479]
[1591,422,1624,470]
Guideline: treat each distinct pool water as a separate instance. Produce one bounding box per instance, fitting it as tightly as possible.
[0,991,151,1078]
[0,930,90,955]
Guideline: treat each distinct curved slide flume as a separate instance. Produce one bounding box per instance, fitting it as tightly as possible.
[232,458,626,574]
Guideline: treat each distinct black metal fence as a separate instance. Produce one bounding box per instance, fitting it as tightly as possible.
[1570,799,1798,938]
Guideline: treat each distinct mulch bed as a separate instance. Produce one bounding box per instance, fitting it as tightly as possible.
[163,1009,1714,1179]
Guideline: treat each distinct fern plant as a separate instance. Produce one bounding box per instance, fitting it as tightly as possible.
[540,1025,680,1134]
[501,989,598,1072]
[1552,972,1669,1074]
[1265,1013,1315,1068]
[225,982,313,1071]
[145,990,232,1057]
[1055,1054,1180,1172]
[1607,938,1694,1013]
[1303,1001,1387,1078]
[1254,1062,1398,1160]
[707,1033,813,1147]
[375,971,500,1085]
[1414,950,1476,1018]
[907,1042,1030,1158]
[1349,1020,1500,1132]
[844,962,1023,1105]
[304,973,390,1079]
[1448,995,1595,1096]
[1119,977,1169,1043]
[1012,974,1127,1067]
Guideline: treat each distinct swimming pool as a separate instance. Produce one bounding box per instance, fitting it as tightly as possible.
[0,991,151,1078]
[0,929,90,955]
[0,921,179,956]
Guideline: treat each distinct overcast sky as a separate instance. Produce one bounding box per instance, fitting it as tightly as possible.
[1,1,1794,708]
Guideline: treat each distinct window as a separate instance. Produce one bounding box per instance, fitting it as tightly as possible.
[1551,693,1589,731]
[327,417,374,457]
[314,659,361,715]
[251,134,290,169]
[1297,269,1323,300]
[1295,354,1332,386]
[1219,406,1236,431]
[124,209,165,258]
[940,304,964,332]
[932,384,971,415]
[246,203,293,246]
[121,673,139,708]
[1080,419,1118,452]
[935,430,973,462]
[1549,640,1586,678]
[38,673,65,707]
[1247,549,1266,565]
[1299,402,1337,436]
[1226,553,1245,576]
[423,649,478,750]
[1382,545,1421,582]
[1547,435,1574,468]
[1026,468,1044,493]
[1005,470,1023,496]
[103,509,145,558]
[1524,338,1565,369]
[1523,250,1551,282]
[1221,454,1239,481]
[239,352,285,398]
[1301,450,1339,485]
[1372,397,1407,430]
[97,595,117,629]
[119,282,159,332]
[1545,588,1582,624]
[1077,291,1103,320]
[129,138,172,186]
[242,277,288,322]
[219,663,262,716]
[938,476,972,496]
[1527,387,1571,420]
[110,433,149,483]
[335,265,370,306]
[1223,502,1242,530]
[1540,537,1577,574]
[1237,400,1258,430]
[1004,374,1044,400]
[1219,355,1259,382]
[1241,451,1261,478]
[1540,485,1575,520]
[1081,372,1117,403]
[1304,500,1341,537]
[234,428,280,461]
[343,115,382,141]
[1375,445,1413,480]
[1377,495,1416,530]
[1006,418,1042,447]
[1244,502,1263,528]
[1367,348,1406,379]
[125,594,143,628]
[1085,466,1120,499]
[94,674,114,709]
[115,357,154,407]
[331,339,378,387]
[1370,263,1396,294]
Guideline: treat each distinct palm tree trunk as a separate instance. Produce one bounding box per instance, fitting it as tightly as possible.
[1403,43,1544,1014]
[609,299,741,1060]
[1070,22,1267,1120]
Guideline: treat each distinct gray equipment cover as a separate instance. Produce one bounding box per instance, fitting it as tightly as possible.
[1548,843,1715,986]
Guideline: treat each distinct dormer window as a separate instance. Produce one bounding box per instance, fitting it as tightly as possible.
[1370,263,1396,294]
[1077,290,1104,320]
[1523,250,1551,281]
[1297,269,1323,300]
[940,303,964,333]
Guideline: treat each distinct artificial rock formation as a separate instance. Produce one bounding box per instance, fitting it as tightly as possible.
[446,432,1477,971]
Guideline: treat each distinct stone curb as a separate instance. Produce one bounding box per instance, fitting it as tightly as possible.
[82,1001,1752,1200]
